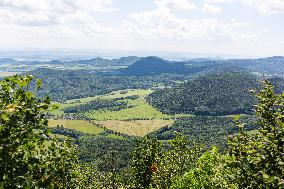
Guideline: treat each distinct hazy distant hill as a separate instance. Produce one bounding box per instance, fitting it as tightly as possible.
[120,56,245,76]
[0,58,18,64]
[147,72,284,116]
[72,56,140,67]
[120,56,190,75]
[2,55,284,77]
[0,56,140,67]
[224,56,284,77]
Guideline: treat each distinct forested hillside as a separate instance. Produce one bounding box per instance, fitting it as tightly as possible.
[70,56,140,67]
[29,68,186,102]
[120,56,246,76]
[151,116,256,151]
[120,56,190,75]
[147,72,284,116]
[226,56,284,77]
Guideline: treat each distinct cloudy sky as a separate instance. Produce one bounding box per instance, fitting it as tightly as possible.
[0,0,283,56]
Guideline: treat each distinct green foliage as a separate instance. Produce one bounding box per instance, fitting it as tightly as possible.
[226,80,284,188]
[151,116,257,151]
[148,72,284,116]
[129,134,203,189]
[63,98,130,113]
[77,135,135,171]
[171,147,234,189]
[130,137,162,188]
[151,134,203,189]
[0,75,84,188]
[169,80,284,189]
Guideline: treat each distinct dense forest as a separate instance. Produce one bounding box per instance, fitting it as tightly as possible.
[151,116,257,151]
[63,98,130,113]
[147,72,284,116]
[29,68,190,102]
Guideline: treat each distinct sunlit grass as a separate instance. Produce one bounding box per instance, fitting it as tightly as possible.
[48,119,104,135]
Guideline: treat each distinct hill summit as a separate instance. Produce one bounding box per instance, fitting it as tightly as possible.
[147,72,284,116]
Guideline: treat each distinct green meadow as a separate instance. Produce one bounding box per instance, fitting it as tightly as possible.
[50,89,189,136]
[48,119,105,135]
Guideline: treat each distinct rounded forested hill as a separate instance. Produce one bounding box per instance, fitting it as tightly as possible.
[147,72,284,116]
[120,56,189,76]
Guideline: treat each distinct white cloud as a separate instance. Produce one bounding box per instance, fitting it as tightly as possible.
[205,0,231,3]
[123,7,256,44]
[202,4,222,14]
[154,0,196,11]
[205,0,284,14]
[0,0,117,37]
[241,0,284,14]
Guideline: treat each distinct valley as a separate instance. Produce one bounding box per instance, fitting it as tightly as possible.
[14,56,283,144]
[1,55,284,188]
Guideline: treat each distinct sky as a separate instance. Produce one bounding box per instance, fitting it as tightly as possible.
[0,0,283,57]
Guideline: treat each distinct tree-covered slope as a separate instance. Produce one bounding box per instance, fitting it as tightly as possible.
[147,72,284,116]
[120,56,189,76]
[73,56,140,67]
[225,56,284,77]
[150,116,256,151]
[120,56,247,76]
[28,68,186,102]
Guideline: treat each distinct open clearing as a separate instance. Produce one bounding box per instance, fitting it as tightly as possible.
[94,119,174,136]
[83,102,174,120]
[48,119,104,135]
[49,89,188,136]
[51,89,153,115]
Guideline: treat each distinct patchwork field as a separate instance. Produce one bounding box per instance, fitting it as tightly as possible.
[94,119,174,136]
[51,89,153,115]
[48,119,104,135]
[50,89,189,136]
[83,103,174,120]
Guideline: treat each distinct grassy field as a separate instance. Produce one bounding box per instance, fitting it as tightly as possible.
[78,89,186,120]
[94,119,174,136]
[83,103,174,120]
[48,119,105,135]
[51,89,154,115]
[50,89,189,136]
[52,88,178,120]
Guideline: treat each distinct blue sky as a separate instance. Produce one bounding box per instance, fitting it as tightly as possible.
[0,0,283,57]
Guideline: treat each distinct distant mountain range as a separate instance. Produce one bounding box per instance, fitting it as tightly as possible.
[224,56,284,77]
[1,55,284,77]
[0,56,140,67]
[119,56,246,76]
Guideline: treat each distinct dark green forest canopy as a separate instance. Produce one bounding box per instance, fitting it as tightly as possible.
[28,68,190,102]
[150,116,256,151]
[147,72,284,116]
[77,135,135,171]
[63,98,130,113]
